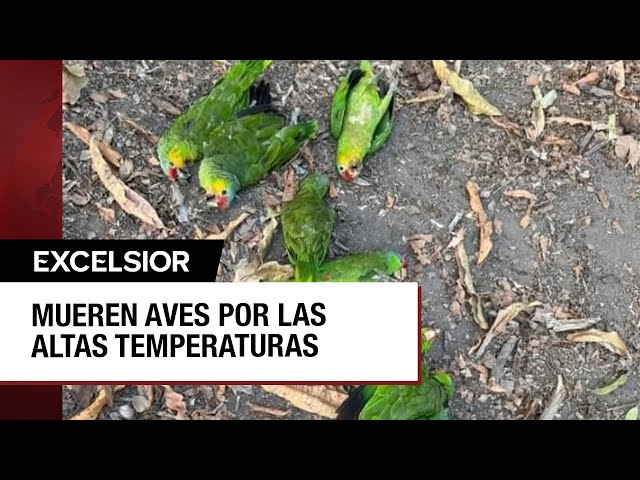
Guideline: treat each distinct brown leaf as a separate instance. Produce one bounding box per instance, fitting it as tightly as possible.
[328,181,339,199]
[596,190,610,209]
[493,218,503,235]
[445,228,465,251]
[68,385,125,420]
[63,64,88,105]
[97,205,115,222]
[408,234,433,266]
[247,403,290,417]
[615,135,640,169]
[432,60,502,116]
[466,181,493,265]
[530,306,600,333]
[214,385,226,403]
[540,375,566,420]
[108,88,127,99]
[577,71,599,85]
[519,213,532,230]
[90,138,165,230]
[65,122,121,167]
[282,168,297,202]
[538,235,550,260]
[385,193,396,210]
[196,212,249,241]
[612,218,624,235]
[456,242,489,330]
[138,385,155,404]
[504,189,537,202]
[162,385,190,420]
[90,91,109,104]
[472,301,542,357]
[562,83,581,96]
[608,61,639,102]
[619,110,640,134]
[121,116,159,145]
[259,385,347,419]
[567,329,630,358]
[68,192,91,206]
[152,97,182,116]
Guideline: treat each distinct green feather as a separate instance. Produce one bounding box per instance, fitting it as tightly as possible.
[158,60,272,174]
[280,173,336,282]
[198,113,318,206]
[318,251,403,282]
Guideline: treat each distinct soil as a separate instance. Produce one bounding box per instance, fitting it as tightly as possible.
[62,60,640,420]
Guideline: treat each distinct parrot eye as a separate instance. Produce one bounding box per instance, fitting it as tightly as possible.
[222,189,227,195]
[339,166,344,171]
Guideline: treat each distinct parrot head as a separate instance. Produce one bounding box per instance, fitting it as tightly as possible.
[157,138,197,181]
[201,172,241,212]
[336,151,363,182]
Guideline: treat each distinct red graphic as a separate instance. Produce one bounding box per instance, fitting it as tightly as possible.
[0,60,62,420]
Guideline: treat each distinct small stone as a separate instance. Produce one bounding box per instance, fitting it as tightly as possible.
[119,404,135,420]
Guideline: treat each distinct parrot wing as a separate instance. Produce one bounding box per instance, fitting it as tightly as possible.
[330,66,366,140]
[318,251,403,282]
[259,120,319,173]
[368,80,397,155]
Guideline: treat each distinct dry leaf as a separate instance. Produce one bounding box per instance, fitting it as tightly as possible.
[546,116,593,128]
[282,168,297,202]
[626,406,639,420]
[593,372,628,396]
[65,122,121,167]
[68,385,125,420]
[530,307,600,333]
[121,116,159,145]
[247,403,290,417]
[445,228,465,251]
[466,181,493,265]
[90,138,165,230]
[504,190,537,201]
[234,218,294,282]
[562,83,581,96]
[108,88,127,99]
[612,218,624,235]
[90,91,109,104]
[197,212,250,241]
[97,205,115,222]
[432,60,502,116]
[473,301,542,357]
[63,64,88,105]
[162,385,189,420]
[608,61,639,102]
[540,375,566,420]
[567,329,630,358]
[259,385,347,419]
[538,235,550,260]
[596,190,609,209]
[68,193,91,206]
[577,71,599,85]
[328,181,339,199]
[152,97,182,116]
[455,242,488,330]
[615,135,640,169]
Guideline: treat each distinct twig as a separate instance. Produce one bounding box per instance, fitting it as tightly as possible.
[118,114,159,145]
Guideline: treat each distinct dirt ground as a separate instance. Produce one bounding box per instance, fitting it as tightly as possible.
[62,60,640,420]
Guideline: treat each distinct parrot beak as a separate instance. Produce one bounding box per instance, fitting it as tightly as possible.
[177,169,190,182]
[341,169,355,182]
[206,194,228,211]
[167,167,179,182]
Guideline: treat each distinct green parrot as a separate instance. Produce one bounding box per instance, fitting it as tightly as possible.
[157,60,272,180]
[318,251,406,282]
[330,60,397,182]
[198,111,318,211]
[280,173,336,282]
[337,330,454,420]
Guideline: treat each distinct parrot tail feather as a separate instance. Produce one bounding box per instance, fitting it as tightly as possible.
[249,80,272,107]
[336,386,368,420]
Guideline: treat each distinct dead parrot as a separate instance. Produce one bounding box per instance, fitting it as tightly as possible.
[330,60,397,182]
[280,173,336,282]
[318,251,406,282]
[198,109,318,211]
[157,60,272,180]
[337,330,454,420]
